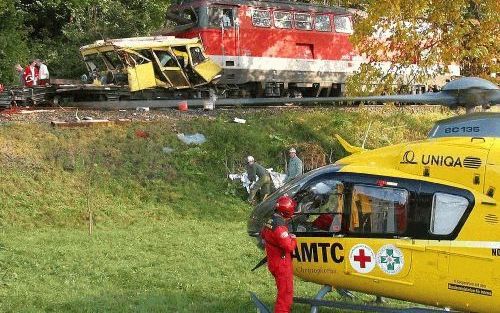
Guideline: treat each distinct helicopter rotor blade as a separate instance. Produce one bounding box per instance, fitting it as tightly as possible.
[218,77,499,110]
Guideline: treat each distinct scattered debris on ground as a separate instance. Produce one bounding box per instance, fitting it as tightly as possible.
[229,169,285,193]
[177,133,206,145]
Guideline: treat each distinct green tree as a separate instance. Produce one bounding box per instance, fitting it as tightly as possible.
[0,0,28,85]
[1,0,171,82]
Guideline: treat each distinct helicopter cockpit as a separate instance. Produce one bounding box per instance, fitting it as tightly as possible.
[248,165,475,243]
[289,179,410,236]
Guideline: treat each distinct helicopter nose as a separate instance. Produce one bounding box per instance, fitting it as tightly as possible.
[247,197,276,240]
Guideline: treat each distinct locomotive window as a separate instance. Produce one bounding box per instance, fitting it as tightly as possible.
[349,185,408,235]
[208,7,234,28]
[430,193,468,235]
[274,11,292,29]
[252,9,271,27]
[334,15,353,33]
[291,180,345,234]
[295,13,312,30]
[315,15,331,32]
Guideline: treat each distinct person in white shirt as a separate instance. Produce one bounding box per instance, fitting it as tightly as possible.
[35,59,49,85]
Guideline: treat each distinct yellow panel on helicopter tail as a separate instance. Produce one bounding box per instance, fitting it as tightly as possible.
[127,63,157,92]
[335,134,366,154]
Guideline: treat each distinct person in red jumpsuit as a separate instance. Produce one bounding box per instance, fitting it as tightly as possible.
[23,60,39,87]
[261,195,297,313]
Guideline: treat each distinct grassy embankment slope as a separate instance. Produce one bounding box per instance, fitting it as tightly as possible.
[0,108,449,312]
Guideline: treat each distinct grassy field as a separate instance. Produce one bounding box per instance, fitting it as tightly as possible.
[0,107,450,312]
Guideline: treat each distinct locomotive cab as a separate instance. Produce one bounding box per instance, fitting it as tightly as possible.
[163,0,362,98]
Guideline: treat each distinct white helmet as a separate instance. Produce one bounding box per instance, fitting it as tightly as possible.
[247,155,255,163]
[289,147,296,153]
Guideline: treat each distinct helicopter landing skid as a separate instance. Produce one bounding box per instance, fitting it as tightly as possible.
[293,285,456,313]
[250,286,454,313]
[249,291,271,313]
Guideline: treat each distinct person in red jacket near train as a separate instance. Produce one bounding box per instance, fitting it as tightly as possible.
[261,195,297,313]
[23,60,39,87]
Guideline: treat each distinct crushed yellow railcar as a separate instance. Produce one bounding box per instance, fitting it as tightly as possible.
[79,36,222,92]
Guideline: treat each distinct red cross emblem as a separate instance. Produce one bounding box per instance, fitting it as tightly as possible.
[349,244,376,273]
[353,249,372,268]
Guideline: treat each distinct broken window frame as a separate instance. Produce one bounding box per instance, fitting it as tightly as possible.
[189,46,208,66]
[151,48,191,88]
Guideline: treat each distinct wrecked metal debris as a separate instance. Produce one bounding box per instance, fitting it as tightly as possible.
[51,118,132,127]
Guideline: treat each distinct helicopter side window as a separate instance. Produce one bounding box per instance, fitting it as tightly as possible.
[430,193,468,235]
[349,185,408,235]
[291,180,345,234]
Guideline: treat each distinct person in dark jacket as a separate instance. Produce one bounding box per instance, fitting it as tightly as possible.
[261,195,297,313]
[246,155,272,204]
[284,147,303,183]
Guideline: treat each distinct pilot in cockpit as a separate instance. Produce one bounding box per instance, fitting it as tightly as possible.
[311,183,344,232]
[293,181,345,232]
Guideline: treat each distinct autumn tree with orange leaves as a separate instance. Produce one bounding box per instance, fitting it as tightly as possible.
[322,0,499,95]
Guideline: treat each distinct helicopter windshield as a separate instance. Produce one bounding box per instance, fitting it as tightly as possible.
[247,166,340,237]
[291,180,345,234]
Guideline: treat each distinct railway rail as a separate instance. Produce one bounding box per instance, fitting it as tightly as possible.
[0,85,436,111]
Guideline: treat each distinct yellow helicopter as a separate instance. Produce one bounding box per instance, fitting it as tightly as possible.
[248,77,499,312]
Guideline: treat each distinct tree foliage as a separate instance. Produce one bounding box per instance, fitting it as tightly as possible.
[0,0,29,84]
[0,0,170,84]
[340,0,499,94]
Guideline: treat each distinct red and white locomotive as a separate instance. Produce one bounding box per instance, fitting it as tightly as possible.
[163,0,362,97]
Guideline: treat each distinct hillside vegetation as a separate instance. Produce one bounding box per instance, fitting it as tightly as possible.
[0,107,450,312]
